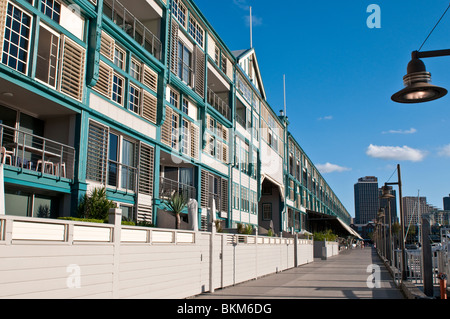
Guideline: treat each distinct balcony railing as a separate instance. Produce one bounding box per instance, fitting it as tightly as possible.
[207,87,231,121]
[103,0,162,61]
[159,177,196,202]
[0,124,75,180]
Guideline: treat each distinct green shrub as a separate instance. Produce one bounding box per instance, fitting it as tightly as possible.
[76,188,115,221]
[58,217,105,224]
[313,229,338,242]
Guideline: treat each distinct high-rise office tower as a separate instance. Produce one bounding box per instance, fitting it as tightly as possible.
[354,177,379,224]
[444,195,450,211]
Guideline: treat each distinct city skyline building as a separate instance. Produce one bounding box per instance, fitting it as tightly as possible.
[354,176,379,224]
[443,194,450,211]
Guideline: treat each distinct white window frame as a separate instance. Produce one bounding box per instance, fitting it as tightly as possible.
[35,22,61,89]
[128,83,141,114]
[112,73,125,106]
[1,3,33,75]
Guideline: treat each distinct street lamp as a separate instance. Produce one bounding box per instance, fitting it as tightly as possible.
[377,208,386,258]
[392,50,449,103]
[381,186,394,265]
[384,164,407,282]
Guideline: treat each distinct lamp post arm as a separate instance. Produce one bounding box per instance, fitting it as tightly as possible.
[413,49,450,60]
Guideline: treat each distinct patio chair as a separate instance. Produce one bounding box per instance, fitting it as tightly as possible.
[1,147,13,165]
[36,159,54,174]
[53,162,66,178]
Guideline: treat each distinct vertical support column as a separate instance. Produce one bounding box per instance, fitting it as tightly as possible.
[209,196,216,293]
[294,233,298,267]
[109,206,122,299]
[421,214,433,297]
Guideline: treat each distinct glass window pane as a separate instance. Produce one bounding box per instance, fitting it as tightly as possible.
[5,190,31,217]
[35,25,59,88]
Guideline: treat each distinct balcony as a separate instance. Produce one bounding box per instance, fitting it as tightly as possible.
[159,177,196,202]
[207,87,231,121]
[103,0,163,61]
[0,124,75,180]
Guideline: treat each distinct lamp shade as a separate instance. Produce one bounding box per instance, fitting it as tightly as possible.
[392,58,447,103]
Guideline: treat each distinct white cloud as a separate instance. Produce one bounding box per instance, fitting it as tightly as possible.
[438,144,450,157]
[233,0,263,27]
[316,163,351,174]
[318,115,333,121]
[382,128,417,135]
[366,144,427,162]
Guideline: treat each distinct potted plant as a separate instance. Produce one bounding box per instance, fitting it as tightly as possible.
[164,193,187,230]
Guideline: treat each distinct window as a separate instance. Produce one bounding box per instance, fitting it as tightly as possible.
[188,17,204,47]
[1,3,32,74]
[178,41,192,85]
[172,0,186,27]
[40,0,61,23]
[128,84,141,114]
[263,203,272,221]
[181,119,190,155]
[130,57,141,81]
[35,24,60,88]
[114,45,125,70]
[112,74,124,105]
[107,132,137,191]
[171,112,179,149]
[181,97,189,114]
[169,88,179,108]
[232,183,239,210]
[120,204,135,222]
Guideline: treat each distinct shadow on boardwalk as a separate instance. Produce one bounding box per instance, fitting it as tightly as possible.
[194,247,404,299]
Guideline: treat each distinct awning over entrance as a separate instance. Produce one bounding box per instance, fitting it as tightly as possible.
[307,210,363,240]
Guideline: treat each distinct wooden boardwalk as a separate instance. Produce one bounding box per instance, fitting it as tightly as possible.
[194,247,405,299]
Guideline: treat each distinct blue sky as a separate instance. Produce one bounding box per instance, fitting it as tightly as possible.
[194,0,450,217]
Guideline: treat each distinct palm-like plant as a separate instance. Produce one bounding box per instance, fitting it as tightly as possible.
[165,193,187,229]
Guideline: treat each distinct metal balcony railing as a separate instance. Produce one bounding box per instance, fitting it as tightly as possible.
[103,0,162,61]
[0,124,75,180]
[159,177,196,202]
[207,87,231,121]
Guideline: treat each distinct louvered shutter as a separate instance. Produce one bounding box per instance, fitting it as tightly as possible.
[221,178,228,215]
[100,31,114,61]
[142,90,157,124]
[190,123,199,160]
[59,35,85,101]
[194,45,205,98]
[143,65,158,92]
[222,144,228,164]
[137,142,154,223]
[86,121,108,184]
[93,61,113,98]
[222,126,229,142]
[200,170,209,208]
[161,106,172,146]
[170,18,179,74]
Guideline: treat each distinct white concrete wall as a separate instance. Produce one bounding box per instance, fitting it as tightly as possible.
[0,216,314,299]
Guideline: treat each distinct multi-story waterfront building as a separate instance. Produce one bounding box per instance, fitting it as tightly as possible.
[0,0,352,236]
